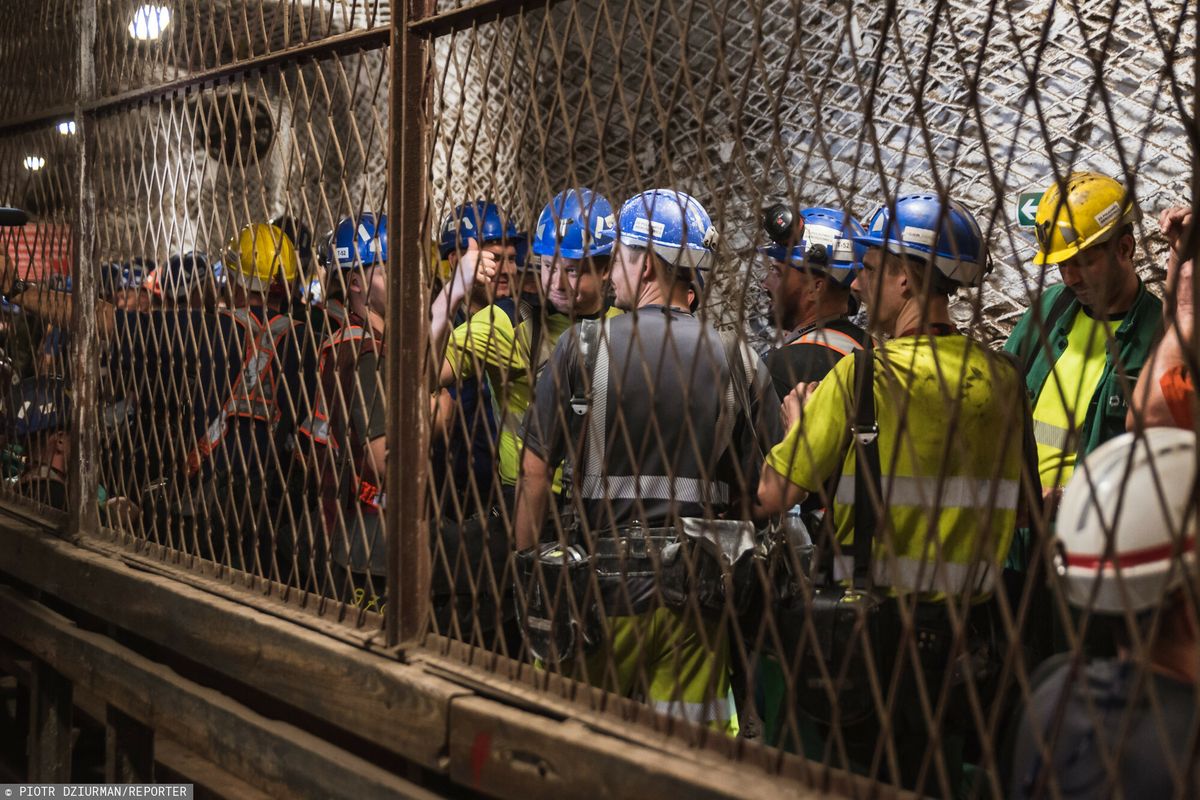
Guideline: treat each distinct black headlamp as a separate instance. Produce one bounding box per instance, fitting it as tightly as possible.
[762,203,829,267]
[762,203,800,247]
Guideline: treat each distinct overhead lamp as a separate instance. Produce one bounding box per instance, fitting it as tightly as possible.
[23,156,45,171]
[128,4,172,41]
[56,120,76,135]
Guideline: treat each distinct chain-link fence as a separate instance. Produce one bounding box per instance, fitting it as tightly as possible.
[0,0,1197,796]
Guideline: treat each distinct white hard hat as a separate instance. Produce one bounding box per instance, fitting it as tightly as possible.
[1055,428,1198,615]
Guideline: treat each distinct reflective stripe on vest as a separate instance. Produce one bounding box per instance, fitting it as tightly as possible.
[323,299,349,331]
[193,309,298,466]
[579,474,731,505]
[789,327,863,358]
[576,324,733,508]
[833,474,1020,511]
[297,324,368,449]
[1032,418,1072,452]
[830,473,1018,596]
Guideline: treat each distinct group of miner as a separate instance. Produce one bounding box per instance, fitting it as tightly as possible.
[0,171,1196,797]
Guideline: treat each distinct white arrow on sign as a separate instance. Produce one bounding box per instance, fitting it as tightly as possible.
[1020,197,1039,220]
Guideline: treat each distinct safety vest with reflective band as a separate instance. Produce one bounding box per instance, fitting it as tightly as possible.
[1004,281,1161,470]
[309,323,387,512]
[765,334,1028,602]
[298,322,368,452]
[1029,310,1119,489]
[445,302,618,487]
[786,326,863,358]
[188,308,298,475]
[323,298,348,331]
[295,302,350,460]
[573,313,753,516]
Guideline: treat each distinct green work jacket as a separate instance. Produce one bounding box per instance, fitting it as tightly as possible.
[1003,281,1162,459]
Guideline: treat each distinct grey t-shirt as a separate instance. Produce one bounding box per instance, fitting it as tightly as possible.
[1004,654,1200,798]
[521,305,781,530]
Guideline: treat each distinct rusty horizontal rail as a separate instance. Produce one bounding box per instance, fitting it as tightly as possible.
[407,0,558,37]
[0,24,391,137]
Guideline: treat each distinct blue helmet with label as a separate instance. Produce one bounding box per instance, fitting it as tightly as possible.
[616,189,719,271]
[852,194,989,287]
[438,201,524,260]
[531,188,615,259]
[153,251,209,301]
[760,207,867,287]
[9,377,69,438]
[123,259,151,290]
[332,213,388,271]
[210,258,228,289]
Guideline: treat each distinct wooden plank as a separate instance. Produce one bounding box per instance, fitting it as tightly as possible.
[105,704,155,783]
[28,660,72,782]
[154,737,274,800]
[0,518,900,800]
[0,586,442,800]
[72,685,271,800]
[0,523,465,770]
[447,695,828,800]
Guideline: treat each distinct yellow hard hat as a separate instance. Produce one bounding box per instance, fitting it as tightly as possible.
[1033,172,1141,265]
[224,223,300,292]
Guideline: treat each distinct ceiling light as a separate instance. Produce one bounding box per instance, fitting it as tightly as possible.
[23,156,45,171]
[56,121,76,135]
[128,5,171,41]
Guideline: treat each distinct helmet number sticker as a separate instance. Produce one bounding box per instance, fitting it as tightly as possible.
[633,217,665,237]
[1094,200,1122,230]
[903,226,937,247]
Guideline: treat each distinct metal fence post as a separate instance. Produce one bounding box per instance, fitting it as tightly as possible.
[387,0,434,647]
[68,0,98,540]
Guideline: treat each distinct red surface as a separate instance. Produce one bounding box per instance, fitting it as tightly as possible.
[1065,536,1196,570]
[3,223,72,280]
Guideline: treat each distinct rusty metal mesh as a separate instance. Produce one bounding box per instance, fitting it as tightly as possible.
[88,47,392,627]
[421,0,1200,797]
[97,1,390,97]
[0,0,1194,796]
[0,121,77,521]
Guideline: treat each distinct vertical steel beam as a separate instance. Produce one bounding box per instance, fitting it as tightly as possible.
[387,0,435,646]
[105,704,155,783]
[68,0,98,539]
[27,660,72,782]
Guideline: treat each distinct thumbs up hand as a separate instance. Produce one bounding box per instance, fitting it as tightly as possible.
[451,237,498,299]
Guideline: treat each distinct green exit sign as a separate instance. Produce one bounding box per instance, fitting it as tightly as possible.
[1017,192,1043,227]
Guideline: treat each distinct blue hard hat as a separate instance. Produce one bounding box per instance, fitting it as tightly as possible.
[48,275,72,293]
[531,188,615,259]
[155,251,209,300]
[437,201,524,260]
[9,377,69,438]
[123,259,151,289]
[852,194,989,287]
[616,189,719,271]
[760,207,867,287]
[210,259,228,288]
[332,213,388,271]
